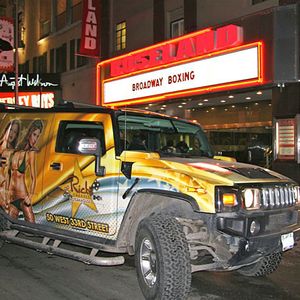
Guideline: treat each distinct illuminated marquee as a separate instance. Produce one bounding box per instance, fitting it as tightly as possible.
[0,91,55,108]
[97,24,264,107]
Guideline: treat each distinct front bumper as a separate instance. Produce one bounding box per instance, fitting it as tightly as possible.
[217,208,299,238]
[217,208,300,268]
[189,207,300,272]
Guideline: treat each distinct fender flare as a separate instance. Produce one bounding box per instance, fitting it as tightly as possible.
[116,189,200,254]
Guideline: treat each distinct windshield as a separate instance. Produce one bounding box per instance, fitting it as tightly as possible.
[117,113,214,158]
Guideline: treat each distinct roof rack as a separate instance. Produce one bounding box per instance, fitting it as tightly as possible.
[55,100,102,109]
[55,100,75,108]
[0,100,105,111]
[0,103,36,110]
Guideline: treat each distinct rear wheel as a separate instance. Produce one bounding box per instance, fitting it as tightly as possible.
[237,252,282,277]
[135,214,191,300]
[0,209,8,248]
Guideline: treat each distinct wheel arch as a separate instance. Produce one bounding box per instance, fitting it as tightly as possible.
[116,189,200,254]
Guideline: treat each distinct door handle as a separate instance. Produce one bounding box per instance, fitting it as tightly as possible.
[50,162,61,170]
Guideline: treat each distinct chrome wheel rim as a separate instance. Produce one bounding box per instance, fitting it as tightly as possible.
[139,237,157,287]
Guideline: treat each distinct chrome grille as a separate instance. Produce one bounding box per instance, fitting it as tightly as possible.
[261,186,296,209]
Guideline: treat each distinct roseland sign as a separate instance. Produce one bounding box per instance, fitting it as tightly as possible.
[0,73,60,108]
[97,24,264,107]
[79,0,100,57]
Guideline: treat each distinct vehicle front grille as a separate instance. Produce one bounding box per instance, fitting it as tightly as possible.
[261,186,296,209]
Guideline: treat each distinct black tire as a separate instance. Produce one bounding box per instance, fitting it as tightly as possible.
[0,209,8,249]
[135,214,191,300]
[237,252,282,277]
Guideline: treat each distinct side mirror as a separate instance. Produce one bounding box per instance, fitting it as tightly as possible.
[77,138,105,176]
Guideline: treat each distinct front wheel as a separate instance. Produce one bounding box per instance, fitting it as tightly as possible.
[135,214,191,300]
[237,252,282,277]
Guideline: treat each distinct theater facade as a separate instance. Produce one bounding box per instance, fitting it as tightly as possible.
[97,4,300,182]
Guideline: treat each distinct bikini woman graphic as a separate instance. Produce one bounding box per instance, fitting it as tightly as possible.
[0,120,20,206]
[8,120,43,223]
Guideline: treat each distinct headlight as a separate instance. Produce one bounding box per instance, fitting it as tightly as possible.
[222,193,237,206]
[243,188,261,210]
[215,187,239,212]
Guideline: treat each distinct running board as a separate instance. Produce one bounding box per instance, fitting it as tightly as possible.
[0,230,125,266]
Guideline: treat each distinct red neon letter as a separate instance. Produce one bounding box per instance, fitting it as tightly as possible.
[133,53,150,70]
[110,59,125,77]
[195,31,214,55]
[147,47,165,67]
[176,38,195,60]
[216,24,243,50]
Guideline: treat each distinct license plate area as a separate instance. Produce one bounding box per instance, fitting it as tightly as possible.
[281,232,294,251]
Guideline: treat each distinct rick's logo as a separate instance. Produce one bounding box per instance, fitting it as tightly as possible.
[61,160,98,217]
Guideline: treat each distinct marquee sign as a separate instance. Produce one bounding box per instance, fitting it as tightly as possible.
[97,24,264,107]
[0,91,55,108]
[0,73,59,108]
[0,73,60,92]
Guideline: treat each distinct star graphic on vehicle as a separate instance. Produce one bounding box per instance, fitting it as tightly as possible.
[60,159,98,218]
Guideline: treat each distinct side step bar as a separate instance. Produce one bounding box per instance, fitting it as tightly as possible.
[0,230,125,266]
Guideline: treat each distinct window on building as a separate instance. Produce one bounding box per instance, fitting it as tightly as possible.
[70,39,76,70]
[50,48,55,73]
[0,5,5,16]
[33,56,38,73]
[56,43,67,73]
[252,0,267,4]
[56,0,67,31]
[71,0,82,23]
[171,18,184,38]
[40,0,51,38]
[19,60,29,73]
[116,21,126,51]
[38,52,48,73]
[76,39,88,67]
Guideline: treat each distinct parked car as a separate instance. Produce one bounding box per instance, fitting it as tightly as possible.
[0,102,299,300]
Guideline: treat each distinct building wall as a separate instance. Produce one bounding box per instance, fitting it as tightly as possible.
[110,0,153,55]
[16,0,96,104]
[164,0,184,37]
[196,0,279,28]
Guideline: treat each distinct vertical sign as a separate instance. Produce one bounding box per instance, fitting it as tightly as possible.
[276,118,296,160]
[79,0,100,57]
[0,17,14,72]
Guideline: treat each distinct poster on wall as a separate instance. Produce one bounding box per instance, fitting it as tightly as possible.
[276,118,296,160]
[0,17,14,72]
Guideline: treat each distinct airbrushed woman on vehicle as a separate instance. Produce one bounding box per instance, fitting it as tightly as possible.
[7,119,44,223]
[0,120,21,206]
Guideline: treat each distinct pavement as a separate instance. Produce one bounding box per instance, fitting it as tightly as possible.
[0,240,299,300]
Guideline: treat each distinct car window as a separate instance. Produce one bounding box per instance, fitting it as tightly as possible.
[56,121,105,154]
[117,113,213,158]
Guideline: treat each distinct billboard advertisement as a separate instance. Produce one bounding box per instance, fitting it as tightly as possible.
[0,17,14,72]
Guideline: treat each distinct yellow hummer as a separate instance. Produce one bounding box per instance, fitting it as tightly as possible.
[0,102,299,299]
